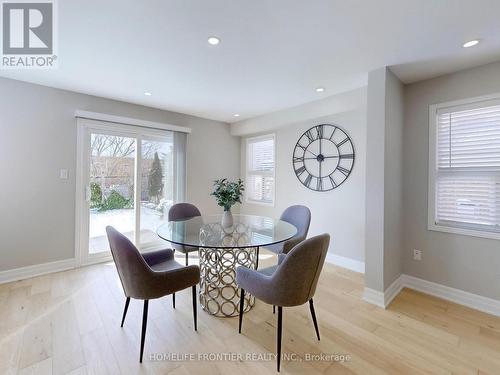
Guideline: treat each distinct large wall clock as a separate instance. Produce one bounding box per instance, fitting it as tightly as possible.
[293,124,355,191]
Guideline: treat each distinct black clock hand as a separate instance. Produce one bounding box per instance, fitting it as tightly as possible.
[303,155,339,160]
[304,149,317,158]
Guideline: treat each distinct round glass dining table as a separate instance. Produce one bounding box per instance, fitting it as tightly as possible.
[157,214,297,317]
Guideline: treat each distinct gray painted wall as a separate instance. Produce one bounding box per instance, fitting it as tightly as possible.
[383,69,404,289]
[239,108,367,263]
[364,67,404,292]
[364,67,386,292]
[403,61,500,300]
[0,77,240,271]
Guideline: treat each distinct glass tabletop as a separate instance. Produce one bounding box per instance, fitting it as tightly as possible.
[157,214,297,249]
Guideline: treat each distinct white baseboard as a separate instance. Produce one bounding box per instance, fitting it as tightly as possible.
[0,258,76,284]
[362,287,385,308]
[326,253,365,273]
[363,274,500,317]
[384,275,404,307]
[401,274,500,318]
[362,276,403,308]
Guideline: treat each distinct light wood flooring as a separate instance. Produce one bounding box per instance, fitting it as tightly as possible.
[1,251,500,374]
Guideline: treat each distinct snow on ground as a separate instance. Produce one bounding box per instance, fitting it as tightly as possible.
[89,205,167,253]
[90,206,165,238]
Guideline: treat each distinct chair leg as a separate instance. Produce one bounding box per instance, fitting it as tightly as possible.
[309,299,320,341]
[171,248,176,309]
[185,252,189,266]
[273,305,275,314]
[277,306,282,372]
[255,247,259,270]
[121,297,130,327]
[140,300,149,363]
[192,285,197,331]
[238,289,245,334]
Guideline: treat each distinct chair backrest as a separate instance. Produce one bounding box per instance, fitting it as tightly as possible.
[280,205,311,253]
[272,234,330,306]
[168,203,201,252]
[168,203,201,221]
[106,226,151,299]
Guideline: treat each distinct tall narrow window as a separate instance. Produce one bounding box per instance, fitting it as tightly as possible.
[246,134,275,205]
[429,96,500,239]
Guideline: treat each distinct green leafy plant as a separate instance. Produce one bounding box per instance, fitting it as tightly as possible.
[211,178,244,211]
[90,182,103,209]
[99,190,132,211]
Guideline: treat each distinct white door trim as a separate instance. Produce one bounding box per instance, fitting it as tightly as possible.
[75,117,177,265]
[75,118,116,265]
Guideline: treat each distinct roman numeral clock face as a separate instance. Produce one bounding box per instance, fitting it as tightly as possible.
[293,124,355,191]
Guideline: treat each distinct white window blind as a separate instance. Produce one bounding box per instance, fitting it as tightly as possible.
[434,100,500,234]
[246,135,275,204]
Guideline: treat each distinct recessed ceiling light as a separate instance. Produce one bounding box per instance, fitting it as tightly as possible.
[208,36,220,45]
[316,87,325,93]
[463,40,479,48]
[144,92,152,96]
[233,114,240,117]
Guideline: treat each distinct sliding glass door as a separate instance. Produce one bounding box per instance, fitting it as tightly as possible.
[89,133,137,255]
[76,119,185,265]
[139,135,174,250]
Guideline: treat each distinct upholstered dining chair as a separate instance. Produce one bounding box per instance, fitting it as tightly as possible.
[256,205,311,273]
[168,203,202,308]
[168,203,202,266]
[263,205,311,255]
[236,234,330,372]
[106,226,200,363]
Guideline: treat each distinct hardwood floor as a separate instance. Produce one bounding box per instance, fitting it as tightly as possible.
[1,251,500,374]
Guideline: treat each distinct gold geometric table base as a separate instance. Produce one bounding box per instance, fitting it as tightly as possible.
[199,246,257,317]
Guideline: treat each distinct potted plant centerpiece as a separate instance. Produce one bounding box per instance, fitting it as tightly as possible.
[211,178,244,228]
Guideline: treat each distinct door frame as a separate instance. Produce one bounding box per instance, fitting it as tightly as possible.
[75,118,171,266]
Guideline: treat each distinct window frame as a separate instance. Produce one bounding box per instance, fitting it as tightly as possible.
[245,133,276,206]
[428,92,500,241]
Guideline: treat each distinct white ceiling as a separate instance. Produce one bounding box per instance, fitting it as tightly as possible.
[2,0,500,123]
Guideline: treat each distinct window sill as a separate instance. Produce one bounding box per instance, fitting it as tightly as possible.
[245,199,275,207]
[428,223,500,241]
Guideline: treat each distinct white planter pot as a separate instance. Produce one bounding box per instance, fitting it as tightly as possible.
[221,210,234,228]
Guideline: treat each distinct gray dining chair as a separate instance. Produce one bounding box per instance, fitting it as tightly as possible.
[236,234,330,372]
[257,205,311,273]
[263,205,311,255]
[168,203,202,308]
[106,226,200,363]
[168,203,201,266]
